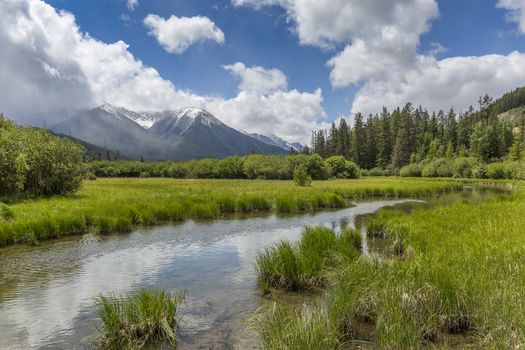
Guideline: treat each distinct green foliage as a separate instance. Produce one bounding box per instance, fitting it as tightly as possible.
[95,289,184,349]
[215,156,244,179]
[311,88,524,169]
[421,159,453,178]
[324,156,360,179]
[471,161,488,179]
[293,165,312,187]
[0,115,86,197]
[452,157,476,178]
[399,163,423,177]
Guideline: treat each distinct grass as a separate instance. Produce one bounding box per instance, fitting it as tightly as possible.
[254,226,361,292]
[95,289,184,349]
[0,177,463,247]
[252,303,338,350]
[255,183,525,349]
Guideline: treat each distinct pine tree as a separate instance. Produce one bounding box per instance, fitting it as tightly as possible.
[350,113,365,167]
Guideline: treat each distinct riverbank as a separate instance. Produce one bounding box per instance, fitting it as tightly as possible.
[256,183,525,349]
[0,177,464,247]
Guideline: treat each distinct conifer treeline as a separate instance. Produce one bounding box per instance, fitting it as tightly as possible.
[311,89,525,170]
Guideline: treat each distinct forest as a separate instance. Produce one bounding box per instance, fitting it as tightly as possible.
[311,87,525,175]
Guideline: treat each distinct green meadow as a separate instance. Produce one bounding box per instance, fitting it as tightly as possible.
[0,177,462,247]
[254,183,525,349]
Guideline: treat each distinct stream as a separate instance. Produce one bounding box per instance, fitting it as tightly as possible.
[0,186,506,349]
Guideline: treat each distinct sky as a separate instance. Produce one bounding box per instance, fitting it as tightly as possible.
[1,0,525,143]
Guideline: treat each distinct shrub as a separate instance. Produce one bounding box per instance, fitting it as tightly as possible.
[471,161,488,179]
[324,156,361,179]
[294,165,312,187]
[0,115,86,197]
[487,162,510,179]
[216,156,245,179]
[368,167,386,176]
[452,157,476,178]
[399,163,423,177]
[421,159,453,178]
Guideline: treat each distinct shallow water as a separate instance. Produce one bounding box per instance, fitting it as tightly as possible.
[0,187,506,349]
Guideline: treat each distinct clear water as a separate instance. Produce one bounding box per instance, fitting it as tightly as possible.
[0,187,507,349]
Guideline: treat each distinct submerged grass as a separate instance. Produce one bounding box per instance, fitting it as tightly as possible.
[0,177,463,247]
[95,289,184,349]
[255,183,525,349]
[254,226,361,292]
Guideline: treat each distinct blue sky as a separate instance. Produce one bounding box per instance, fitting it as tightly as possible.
[2,0,525,142]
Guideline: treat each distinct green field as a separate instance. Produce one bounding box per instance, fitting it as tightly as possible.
[0,177,464,247]
[254,183,525,349]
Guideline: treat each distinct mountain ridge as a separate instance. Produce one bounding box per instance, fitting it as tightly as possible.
[52,104,291,160]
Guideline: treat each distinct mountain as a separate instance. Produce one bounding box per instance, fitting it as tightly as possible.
[246,132,303,152]
[52,104,288,160]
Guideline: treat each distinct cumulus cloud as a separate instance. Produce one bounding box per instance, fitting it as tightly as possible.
[143,14,224,54]
[236,0,525,118]
[208,63,326,143]
[127,0,138,11]
[0,0,325,143]
[223,62,287,95]
[352,52,525,115]
[497,0,525,34]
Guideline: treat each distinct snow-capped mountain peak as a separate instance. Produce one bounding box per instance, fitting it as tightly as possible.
[100,103,156,129]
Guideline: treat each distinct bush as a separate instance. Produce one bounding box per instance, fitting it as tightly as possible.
[324,156,360,179]
[216,156,244,179]
[294,165,312,187]
[399,163,423,177]
[0,115,86,197]
[422,159,453,178]
[452,157,476,178]
[471,161,488,179]
[368,167,386,176]
[487,162,510,179]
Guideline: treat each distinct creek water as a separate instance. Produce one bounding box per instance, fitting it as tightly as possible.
[0,186,506,349]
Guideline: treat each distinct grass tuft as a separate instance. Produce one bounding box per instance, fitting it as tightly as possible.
[95,289,185,349]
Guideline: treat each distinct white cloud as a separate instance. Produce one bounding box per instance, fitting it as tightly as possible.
[0,0,325,143]
[207,63,326,143]
[143,14,225,54]
[233,0,438,49]
[352,52,525,116]
[497,0,525,34]
[236,0,525,119]
[127,0,138,11]
[223,62,287,95]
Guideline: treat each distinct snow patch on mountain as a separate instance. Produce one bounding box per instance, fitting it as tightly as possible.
[246,132,303,152]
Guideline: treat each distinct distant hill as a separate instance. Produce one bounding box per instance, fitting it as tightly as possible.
[52,104,289,160]
[54,133,126,160]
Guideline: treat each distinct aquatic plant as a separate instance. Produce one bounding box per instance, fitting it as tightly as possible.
[95,289,184,349]
[254,226,360,291]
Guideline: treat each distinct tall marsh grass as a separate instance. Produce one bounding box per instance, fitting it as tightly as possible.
[95,289,184,349]
[0,177,463,247]
[254,226,361,292]
[256,184,525,349]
